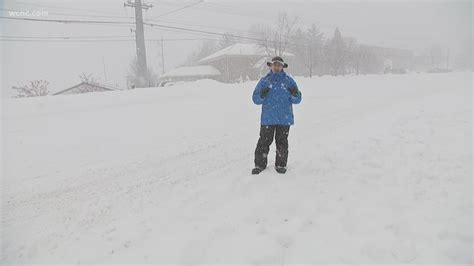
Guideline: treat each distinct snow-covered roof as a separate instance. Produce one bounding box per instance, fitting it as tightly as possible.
[160,65,221,79]
[52,81,121,95]
[198,43,294,64]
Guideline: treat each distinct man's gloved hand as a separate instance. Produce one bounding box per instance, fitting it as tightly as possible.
[261,87,270,98]
[289,86,299,96]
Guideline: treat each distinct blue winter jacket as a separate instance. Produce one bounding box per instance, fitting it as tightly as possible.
[252,71,302,125]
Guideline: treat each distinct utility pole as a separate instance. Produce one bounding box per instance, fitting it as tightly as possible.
[446,48,450,70]
[102,57,107,81]
[124,0,152,87]
[160,37,165,74]
[308,40,313,78]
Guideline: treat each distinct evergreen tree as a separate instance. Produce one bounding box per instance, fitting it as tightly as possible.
[306,24,324,77]
[329,27,346,76]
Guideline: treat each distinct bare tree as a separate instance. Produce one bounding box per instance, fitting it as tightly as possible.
[76,73,103,93]
[126,58,159,88]
[249,23,272,54]
[12,80,49,98]
[78,73,97,84]
[252,12,298,56]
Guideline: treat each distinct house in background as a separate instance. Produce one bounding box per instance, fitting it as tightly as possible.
[368,45,414,73]
[159,43,294,85]
[53,81,121,96]
[158,65,221,86]
[198,43,294,83]
[347,44,414,75]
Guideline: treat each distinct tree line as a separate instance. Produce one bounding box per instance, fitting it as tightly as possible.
[187,12,386,78]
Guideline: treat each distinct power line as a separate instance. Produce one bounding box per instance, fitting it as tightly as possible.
[162,2,334,32]
[144,21,310,48]
[204,2,338,31]
[148,0,203,20]
[14,1,128,17]
[0,34,219,41]
[2,7,245,33]
[144,22,256,40]
[0,15,238,40]
[12,1,210,20]
[0,35,133,39]
[7,2,331,32]
[0,16,134,25]
[200,2,272,19]
[154,18,244,33]
[1,6,264,34]
[0,38,220,43]
[0,16,235,37]
[0,15,311,48]
[0,39,135,43]
[182,2,275,21]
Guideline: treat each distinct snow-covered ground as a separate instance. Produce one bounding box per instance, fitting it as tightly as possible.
[1,72,472,265]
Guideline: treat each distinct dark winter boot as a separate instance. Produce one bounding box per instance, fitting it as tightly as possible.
[252,167,265,175]
[275,166,287,174]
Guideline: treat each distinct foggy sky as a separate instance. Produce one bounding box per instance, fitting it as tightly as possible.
[1,0,472,97]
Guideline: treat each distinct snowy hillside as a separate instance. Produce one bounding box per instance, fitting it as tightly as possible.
[2,72,472,265]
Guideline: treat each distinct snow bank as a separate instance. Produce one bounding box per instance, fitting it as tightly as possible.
[2,72,472,265]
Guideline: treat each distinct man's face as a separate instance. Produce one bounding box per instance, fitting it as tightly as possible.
[271,62,284,72]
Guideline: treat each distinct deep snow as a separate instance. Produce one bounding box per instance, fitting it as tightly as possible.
[1,72,472,265]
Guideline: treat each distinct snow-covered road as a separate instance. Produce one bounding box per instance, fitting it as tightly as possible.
[2,72,472,265]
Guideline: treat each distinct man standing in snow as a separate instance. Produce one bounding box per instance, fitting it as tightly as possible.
[252,56,302,174]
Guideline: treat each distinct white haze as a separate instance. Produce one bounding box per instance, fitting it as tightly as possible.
[1,0,472,95]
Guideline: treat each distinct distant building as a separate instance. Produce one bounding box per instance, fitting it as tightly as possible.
[53,81,121,95]
[158,65,221,86]
[363,45,414,73]
[412,53,433,72]
[159,43,293,84]
[198,43,294,82]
